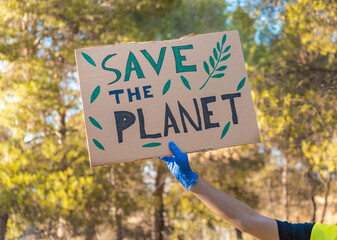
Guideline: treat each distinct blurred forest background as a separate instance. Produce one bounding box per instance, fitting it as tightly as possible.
[0,0,336,239]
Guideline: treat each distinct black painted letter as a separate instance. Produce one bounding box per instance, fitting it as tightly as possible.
[115,111,136,143]
[137,109,162,139]
[164,103,180,136]
[221,93,241,124]
[178,99,202,133]
[201,96,220,129]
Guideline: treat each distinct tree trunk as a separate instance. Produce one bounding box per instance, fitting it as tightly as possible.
[0,210,9,240]
[57,111,68,170]
[281,157,289,219]
[152,165,166,240]
[116,212,123,240]
[307,169,317,222]
[311,195,316,222]
[110,167,123,240]
[320,176,332,223]
[235,228,242,240]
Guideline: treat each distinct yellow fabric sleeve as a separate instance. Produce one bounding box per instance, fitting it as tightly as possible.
[311,222,337,240]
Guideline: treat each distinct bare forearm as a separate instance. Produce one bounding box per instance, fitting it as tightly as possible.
[190,177,257,229]
[190,177,279,240]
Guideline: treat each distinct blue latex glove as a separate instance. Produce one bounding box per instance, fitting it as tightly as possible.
[161,141,198,191]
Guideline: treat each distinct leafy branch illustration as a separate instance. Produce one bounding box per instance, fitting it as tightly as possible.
[236,77,246,91]
[200,34,231,90]
[162,79,171,95]
[81,52,96,67]
[88,86,105,150]
[142,142,162,148]
[162,75,191,95]
[81,51,105,150]
[220,121,231,139]
[180,75,191,90]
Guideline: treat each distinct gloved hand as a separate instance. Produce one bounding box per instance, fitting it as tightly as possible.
[161,141,198,191]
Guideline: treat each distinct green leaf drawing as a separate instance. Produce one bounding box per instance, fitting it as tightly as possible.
[216,65,227,71]
[89,116,102,130]
[180,75,191,90]
[81,52,96,67]
[90,85,100,104]
[212,73,225,78]
[220,53,231,61]
[220,121,231,139]
[209,56,215,68]
[203,61,210,75]
[221,34,227,45]
[223,45,231,53]
[200,33,231,90]
[213,48,218,60]
[142,142,162,147]
[93,139,105,150]
[162,79,171,95]
[237,77,246,91]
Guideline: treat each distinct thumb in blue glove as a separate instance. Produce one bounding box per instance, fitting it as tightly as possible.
[161,141,198,191]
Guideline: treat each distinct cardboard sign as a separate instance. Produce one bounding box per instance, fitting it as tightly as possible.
[75,30,260,166]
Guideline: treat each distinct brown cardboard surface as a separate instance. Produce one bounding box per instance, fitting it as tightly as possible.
[75,30,260,166]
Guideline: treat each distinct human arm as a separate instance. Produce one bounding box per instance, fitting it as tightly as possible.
[161,141,279,240]
[192,179,316,240]
[190,177,279,240]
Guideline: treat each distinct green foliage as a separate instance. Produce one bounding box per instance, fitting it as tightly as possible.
[0,0,176,238]
[252,0,337,222]
[139,0,229,40]
[253,0,337,171]
[1,0,336,238]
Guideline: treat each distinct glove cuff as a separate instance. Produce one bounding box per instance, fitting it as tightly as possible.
[183,172,198,191]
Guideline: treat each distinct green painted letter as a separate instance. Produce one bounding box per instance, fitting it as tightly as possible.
[172,44,197,73]
[124,52,145,81]
[102,54,122,85]
[141,47,166,76]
